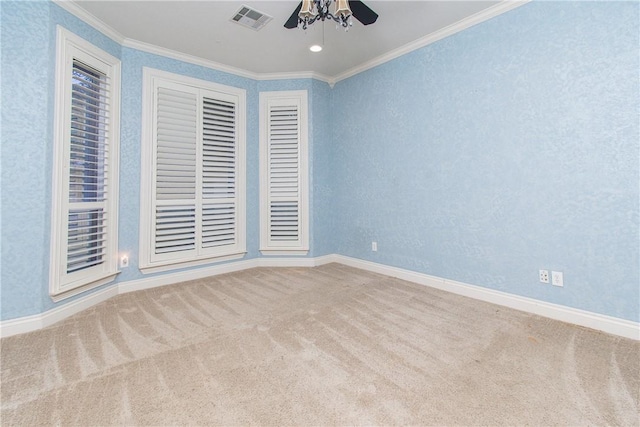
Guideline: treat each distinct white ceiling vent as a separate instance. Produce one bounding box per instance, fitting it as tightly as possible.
[231,5,273,31]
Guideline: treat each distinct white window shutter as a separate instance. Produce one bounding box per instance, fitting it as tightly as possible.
[66,60,111,274]
[259,91,309,255]
[140,69,246,273]
[201,95,238,252]
[269,104,300,242]
[151,86,198,262]
[50,27,121,301]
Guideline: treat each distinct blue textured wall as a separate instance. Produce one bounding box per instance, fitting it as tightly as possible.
[1,2,122,320]
[1,1,638,323]
[308,79,335,256]
[0,2,327,320]
[330,1,639,321]
[1,1,51,320]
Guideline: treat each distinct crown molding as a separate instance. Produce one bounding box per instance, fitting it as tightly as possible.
[53,0,330,84]
[122,38,259,81]
[332,0,531,85]
[53,0,528,88]
[52,0,125,45]
[123,38,333,84]
[255,71,333,85]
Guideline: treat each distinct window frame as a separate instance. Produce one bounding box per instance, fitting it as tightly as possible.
[259,90,309,256]
[49,26,121,301]
[139,68,247,274]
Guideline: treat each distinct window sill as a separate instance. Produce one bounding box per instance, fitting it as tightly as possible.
[50,272,119,302]
[139,252,247,275]
[260,249,309,256]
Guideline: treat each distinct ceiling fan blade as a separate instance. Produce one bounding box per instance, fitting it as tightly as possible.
[348,0,378,25]
[284,2,303,28]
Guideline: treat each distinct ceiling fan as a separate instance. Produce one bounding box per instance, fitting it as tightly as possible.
[284,0,379,30]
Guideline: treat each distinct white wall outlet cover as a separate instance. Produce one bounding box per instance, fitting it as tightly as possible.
[539,269,549,283]
[552,271,563,287]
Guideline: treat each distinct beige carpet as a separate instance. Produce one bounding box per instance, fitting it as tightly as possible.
[1,263,638,426]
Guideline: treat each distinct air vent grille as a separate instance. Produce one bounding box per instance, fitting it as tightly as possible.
[231,5,273,31]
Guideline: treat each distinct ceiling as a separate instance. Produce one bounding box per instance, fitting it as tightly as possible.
[71,1,505,79]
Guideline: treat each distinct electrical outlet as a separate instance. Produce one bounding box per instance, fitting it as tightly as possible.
[552,271,563,287]
[539,269,549,283]
[371,241,377,252]
[120,254,129,268]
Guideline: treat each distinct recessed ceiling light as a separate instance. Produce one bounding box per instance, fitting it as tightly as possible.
[309,45,323,53]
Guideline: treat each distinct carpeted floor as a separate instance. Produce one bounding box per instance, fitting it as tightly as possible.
[1,263,638,426]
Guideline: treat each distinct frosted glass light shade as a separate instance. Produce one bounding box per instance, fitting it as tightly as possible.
[334,0,352,18]
[299,0,316,20]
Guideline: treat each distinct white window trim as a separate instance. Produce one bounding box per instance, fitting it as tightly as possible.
[259,90,309,256]
[139,68,247,274]
[49,26,121,301]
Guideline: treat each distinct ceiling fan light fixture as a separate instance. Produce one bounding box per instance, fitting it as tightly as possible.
[284,0,377,30]
[299,0,316,20]
[295,0,354,31]
[334,0,351,19]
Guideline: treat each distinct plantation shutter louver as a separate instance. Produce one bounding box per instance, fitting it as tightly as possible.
[50,27,121,300]
[268,105,300,242]
[153,87,197,259]
[66,60,111,274]
[201,97,237,249]
[141,69,246,272]
[259,91,308,255]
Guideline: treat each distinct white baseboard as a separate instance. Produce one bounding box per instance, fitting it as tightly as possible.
[0,313,44,338]
[0,256,335,338]
[120,259,261,294]
[0,285,118,338]
[332,255,640,341]
[2,254,638,340]
[258,255,336,268]
[120,255,337,294]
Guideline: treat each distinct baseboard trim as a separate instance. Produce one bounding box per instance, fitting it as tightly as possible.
[0,285,118,338]
[2,254,637,340]
[119,256,337,295]
[332,255,640,341]
[0,256,337,338]
[120,259,260,294]
[0,313,44,338]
